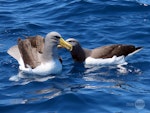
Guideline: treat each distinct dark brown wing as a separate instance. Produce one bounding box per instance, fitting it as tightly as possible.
[27,35,44,53]
[18,38,40,69]
[91,44,142,59]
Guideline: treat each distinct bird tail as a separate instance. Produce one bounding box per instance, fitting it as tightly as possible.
[128,47,143,56]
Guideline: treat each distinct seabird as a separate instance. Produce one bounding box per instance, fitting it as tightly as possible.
[62,38,142,65]
[7,32,72,75]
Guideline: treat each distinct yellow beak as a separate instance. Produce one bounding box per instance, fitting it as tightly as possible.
[59,37,72,51]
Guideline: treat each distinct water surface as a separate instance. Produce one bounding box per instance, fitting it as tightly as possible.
[0,0,150,113]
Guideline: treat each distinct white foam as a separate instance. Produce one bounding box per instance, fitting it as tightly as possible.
[9,75,20,82]
[117,64,128,74]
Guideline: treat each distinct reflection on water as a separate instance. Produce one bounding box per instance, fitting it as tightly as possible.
[136,0,150,5]
[7,62,144,104]
[23,88,62,104]
[0,98,27,105]
[9,71,55,83]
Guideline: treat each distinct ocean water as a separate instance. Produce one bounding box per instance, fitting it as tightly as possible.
[0,0,150,113]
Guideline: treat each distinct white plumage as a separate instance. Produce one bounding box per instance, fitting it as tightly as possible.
[85,55,127,65]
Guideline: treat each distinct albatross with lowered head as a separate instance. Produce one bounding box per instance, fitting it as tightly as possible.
[62,38,142,65]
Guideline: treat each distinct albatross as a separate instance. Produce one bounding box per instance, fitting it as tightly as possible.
[7,32,72,75]
[62,38,142,65]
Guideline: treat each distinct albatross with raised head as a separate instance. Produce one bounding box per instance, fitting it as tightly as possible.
[7,32,72,75]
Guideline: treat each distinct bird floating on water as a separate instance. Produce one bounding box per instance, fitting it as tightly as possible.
[7,32,72,75]
[61,38,142,65]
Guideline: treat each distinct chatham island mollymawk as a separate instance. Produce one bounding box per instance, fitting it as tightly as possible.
[7,32,72,75]
[62,38,142,65]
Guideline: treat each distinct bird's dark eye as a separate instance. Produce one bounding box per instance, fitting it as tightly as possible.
[54,36,60,39]
[68,40,74,43]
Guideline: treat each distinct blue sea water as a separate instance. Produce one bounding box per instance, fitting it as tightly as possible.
[0,0,150,113]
